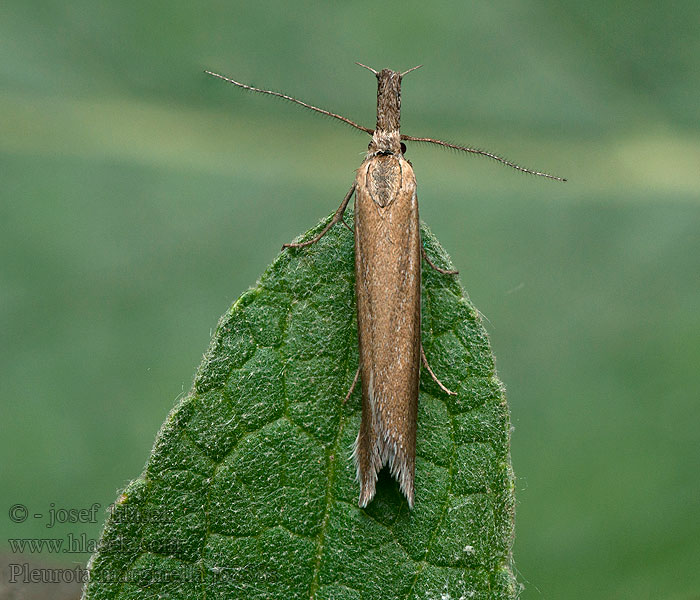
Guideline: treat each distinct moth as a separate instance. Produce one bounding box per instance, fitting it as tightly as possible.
[206,64,564,509]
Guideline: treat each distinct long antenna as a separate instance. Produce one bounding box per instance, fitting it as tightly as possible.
[204,70,372,134]
[401,135,567,181]
[205,69,565,181]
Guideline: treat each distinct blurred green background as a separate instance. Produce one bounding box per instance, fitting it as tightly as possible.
[2,1,699,598]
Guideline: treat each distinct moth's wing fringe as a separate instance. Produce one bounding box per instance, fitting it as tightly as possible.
[351,378,414,508]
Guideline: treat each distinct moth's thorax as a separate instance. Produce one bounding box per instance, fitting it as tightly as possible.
[368,69,402,156]
[359,154,415,209]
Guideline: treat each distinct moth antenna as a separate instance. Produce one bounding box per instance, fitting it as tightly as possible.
[205,70,373,135]
[355,62,378,75]
[401,64,423,77]
[400,135,567,181]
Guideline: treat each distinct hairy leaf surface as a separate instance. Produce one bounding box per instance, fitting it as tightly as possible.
[83,211,516,600]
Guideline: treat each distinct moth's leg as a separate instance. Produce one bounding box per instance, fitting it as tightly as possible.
[421,345,457,396]
[421,242,458,275]
[343,366,361,405]
[283,182,356,249]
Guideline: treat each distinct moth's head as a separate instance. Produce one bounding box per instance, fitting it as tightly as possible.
[357,64,421,158]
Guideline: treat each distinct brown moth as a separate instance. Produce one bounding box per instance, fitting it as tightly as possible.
[205,65,564,509]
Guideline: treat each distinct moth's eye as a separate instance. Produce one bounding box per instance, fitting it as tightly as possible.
[400,142,407,154]
[368,141,373,150]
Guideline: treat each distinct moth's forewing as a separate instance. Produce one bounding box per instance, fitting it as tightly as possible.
[352,154,421,508]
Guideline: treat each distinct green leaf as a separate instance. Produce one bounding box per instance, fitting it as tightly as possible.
[83,211,517,600]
